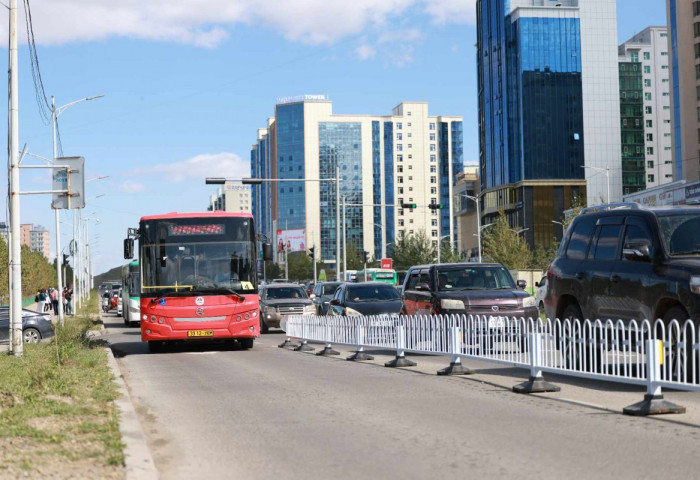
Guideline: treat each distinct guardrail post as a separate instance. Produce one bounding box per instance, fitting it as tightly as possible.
[513,333,560,394]
[385,321,416,368]
[293,316,315,352]
[278,315,299,349]
[623,339,685,416]
[438,325,473,375]
[347,323,374,361]
[317,317,340,356]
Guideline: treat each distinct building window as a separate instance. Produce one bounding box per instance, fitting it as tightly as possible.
[647,147,654,155]
[696,43,700,59]
[408,176,413,181]
[431,219,437,227]
[398,220,404,227]
[432,230,438,238]
[430,177,436,184]
[407,133,412,138]
[694,1,700,15]
[407,123,411,127]
[397,144,403,151]
[430,166,436,173]
[648,161,654,169]
[430,187,437,194]
[429,133,436,141]
[646,133,653,141]
[643,52,650,60]
[407,144,412,149]
[622,119,628,126]
[397,133,403,140]
[644,79,651,87]
[396,123,402,130]
[398,187,404,194]
[646,106,652,114]
[645,92,652,101]
[648,174,655,183]
[644,65,651,74]
[408,165,413,170]
[695,22,700,37]
[661,51,668,56]
[430,155,436,162]
[397,165,403,173]
[397,154,403,162]
[407,111,412,116]
[407,154,413,160]
[398,176,403,183]
[646,120,652,127]
[409,219,414,224]
[429,123,436,130]
[630,52,639,62]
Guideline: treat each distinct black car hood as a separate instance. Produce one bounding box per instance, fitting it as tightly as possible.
[435,289,528,307]
[345,300,402,316]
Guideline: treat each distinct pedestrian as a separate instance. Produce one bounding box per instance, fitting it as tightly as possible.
[35,289,45,313]
[65,286,73,316]
[44,289,52,312]
[50,287,59,315]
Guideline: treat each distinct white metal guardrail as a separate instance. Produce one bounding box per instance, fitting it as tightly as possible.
[283,314,700,415]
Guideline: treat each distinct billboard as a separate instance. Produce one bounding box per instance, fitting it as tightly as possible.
[51,156,85,210]
[276,228,306,256]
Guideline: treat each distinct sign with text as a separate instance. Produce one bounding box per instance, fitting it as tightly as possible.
[52,156,85,210]
[381,258,393,270]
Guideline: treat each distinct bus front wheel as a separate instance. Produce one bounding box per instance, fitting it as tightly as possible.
[148,341,164,353]
[240,338,254,350]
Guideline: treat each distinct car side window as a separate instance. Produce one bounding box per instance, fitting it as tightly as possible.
[334,286,343,303]
[591,225,623,260]
[418,270,430,287]
[566,217,597,260]
[406,270,420,290]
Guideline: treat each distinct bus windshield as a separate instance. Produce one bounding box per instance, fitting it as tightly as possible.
[140,217,257,297]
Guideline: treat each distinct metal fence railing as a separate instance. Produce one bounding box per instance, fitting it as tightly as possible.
[283,314,700,416]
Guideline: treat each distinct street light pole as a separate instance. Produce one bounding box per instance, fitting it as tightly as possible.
[335,167,341,281]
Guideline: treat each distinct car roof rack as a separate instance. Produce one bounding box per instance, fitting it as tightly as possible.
[580,202,642,215]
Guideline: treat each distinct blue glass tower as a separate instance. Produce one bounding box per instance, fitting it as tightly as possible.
[477,1,587,247]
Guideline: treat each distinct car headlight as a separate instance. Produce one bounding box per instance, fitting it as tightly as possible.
[440,299,465,310]
[522,296,537,308]
[691,275,700,295]
[345,307,363,316]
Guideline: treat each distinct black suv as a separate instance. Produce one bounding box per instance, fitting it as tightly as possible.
[545,203,700,325]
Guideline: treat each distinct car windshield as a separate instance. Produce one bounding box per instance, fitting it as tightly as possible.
[321,283,341,295]
[436,266,516,291]
[656,212,700,256]
[265,287,307,300]
[345,285,400,302]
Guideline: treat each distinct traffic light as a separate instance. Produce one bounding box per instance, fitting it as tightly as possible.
[428,203,444,210]
[363,251,370,264]
[309,246,315,259]
[62,254,69,267]
[401,203,417,209]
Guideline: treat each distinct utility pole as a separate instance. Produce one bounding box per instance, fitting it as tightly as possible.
[335,167,341,282]
[8,0,23,356]
[51,96,65,327]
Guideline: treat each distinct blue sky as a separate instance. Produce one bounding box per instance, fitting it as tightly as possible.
[0,0,667,276]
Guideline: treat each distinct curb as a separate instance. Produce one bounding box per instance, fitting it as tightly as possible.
[105,343,159,479]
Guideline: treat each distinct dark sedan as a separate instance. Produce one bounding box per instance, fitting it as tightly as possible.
[0,306,55,344]
[329,282,402,317]
[310,281,343,315]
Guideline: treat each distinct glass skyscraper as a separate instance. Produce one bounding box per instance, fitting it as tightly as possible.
[251,97,463,268]
[477,0,621,246]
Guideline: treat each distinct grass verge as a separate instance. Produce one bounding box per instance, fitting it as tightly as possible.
[0,293,124,478]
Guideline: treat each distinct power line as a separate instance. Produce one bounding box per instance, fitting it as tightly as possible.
[23,0,52,125]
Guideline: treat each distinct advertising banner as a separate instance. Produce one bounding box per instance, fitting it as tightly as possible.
[51,156,85,210]
[276,229,306,264]
[381,258,393,270]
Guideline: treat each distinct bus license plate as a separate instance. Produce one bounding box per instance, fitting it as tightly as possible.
[187,330,214,337]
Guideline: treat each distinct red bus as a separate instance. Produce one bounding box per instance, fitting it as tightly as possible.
[124,212,271,353]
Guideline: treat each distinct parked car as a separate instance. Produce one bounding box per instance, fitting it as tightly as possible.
[534,276,547,317]
[545,203,700,374]
[259,283,315,333]
[310,282,343,315]
[117,289,123,317]
[329,282,402,316]
[0,306,54,344]
[545,203,700,325]
[401,263,537,319]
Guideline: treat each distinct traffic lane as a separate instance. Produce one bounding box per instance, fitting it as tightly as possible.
[108,323,700,480]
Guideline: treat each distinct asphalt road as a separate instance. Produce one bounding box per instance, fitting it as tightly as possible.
[104,313,700,480]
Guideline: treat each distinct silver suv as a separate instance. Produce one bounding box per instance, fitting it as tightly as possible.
[258,283,315,333]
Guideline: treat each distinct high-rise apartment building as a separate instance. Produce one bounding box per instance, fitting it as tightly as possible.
[477,0,622,247]
[208,181,252,213]
[19,224,50,259]
[251,96,463,265]
[618,27,673,194]
[667,0,700,182]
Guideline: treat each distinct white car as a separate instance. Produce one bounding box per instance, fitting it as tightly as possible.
[534,276,547,317]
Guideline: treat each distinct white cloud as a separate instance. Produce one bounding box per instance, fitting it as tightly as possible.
[422,0,476,25]
[131,152,249,183]
[120,180,146,193]
[7,0,417,48]
[356,43,377,61]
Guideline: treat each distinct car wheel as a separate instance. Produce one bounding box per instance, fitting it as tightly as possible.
[240,338,254,349]
[260,315,269,334]
[664,306,694,382]
[538,301,545,318]
[148,341,164,353]
[23,328,41,344]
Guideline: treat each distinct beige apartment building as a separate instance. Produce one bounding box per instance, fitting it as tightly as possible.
[19,223,50,259]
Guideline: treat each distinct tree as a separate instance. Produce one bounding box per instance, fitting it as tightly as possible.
[438,244,462,264]
[392,230,436,270]
[345,241,365,271]
[528,241,559,271]
[481,211,531,269]
[286,251,312,281]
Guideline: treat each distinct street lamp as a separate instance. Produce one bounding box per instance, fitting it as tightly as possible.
[206,172,342,281]
[52,94,104,326]
[436,234,450,264]
[581,165,610,204]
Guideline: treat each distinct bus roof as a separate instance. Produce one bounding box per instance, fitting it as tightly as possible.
[140,211,254,221]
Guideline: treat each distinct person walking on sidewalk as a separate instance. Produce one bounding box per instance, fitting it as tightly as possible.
[50,287,59,315]
[64,286,74,316]
[35,289,46,313]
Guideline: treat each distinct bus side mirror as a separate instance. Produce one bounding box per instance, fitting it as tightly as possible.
[262,243,273,261]
[124,238,134,259]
